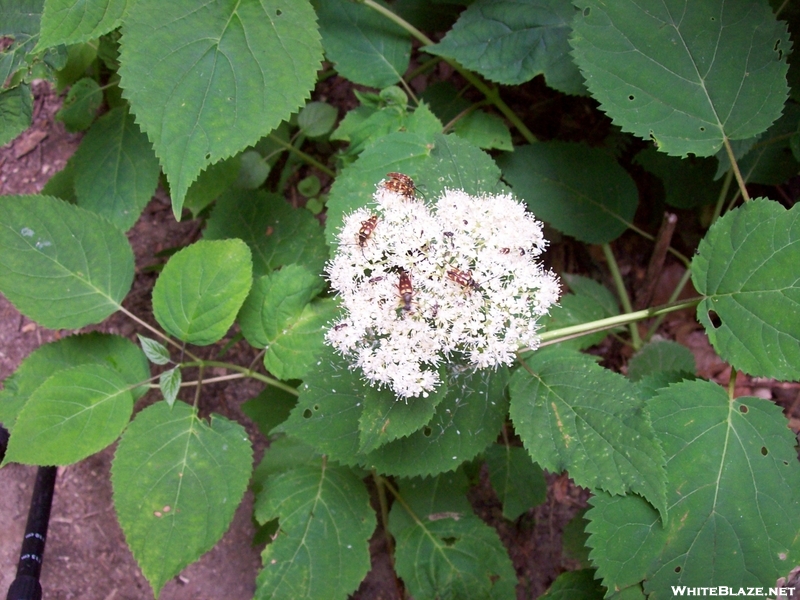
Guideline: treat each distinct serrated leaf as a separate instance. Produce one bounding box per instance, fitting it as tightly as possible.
[627,340,695,382]
[498,142,638,243]
[72,106,160,231]
[485,444,547,520]
[586,380,800,598]
[570,0,790,157]
[297,100,338,138]
[118,0,322,215]
[540,569,605,599]
[452,109,514,151]
[427,0,584,94]
[692,199,800,380]
[159,367,180,407]
[237,265,334,380]
[251,435,318,494]
[36,0,128,49]
[389,471,518,599]
[283,348,510,477]
[509,347,667,521]
[0,83,33,147]
[0,0,44,84]
[137,334,170,365]
[55,77,101,132]
[183,156,241,218]
[634,146,722,209]
[152,239,252,346]
[112,401,252,597]
[0,194,134,329]
[204,189,328,277]
[5,363,133,466]
[253,463,375,600]
[0,332,149,430]
[562,510,592,568]
[316,0,411,88]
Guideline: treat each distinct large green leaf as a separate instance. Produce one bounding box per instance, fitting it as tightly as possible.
[586,380,800,598]
[570,0,790,157]
[238,265,335,380]
[539,569,605,600]
[484,444,547,521]
[692,199,800,380]
[118,0,322,215]
[0,83,33,147]
[205,189,328,277]
[316,0,411,88]
[37,0,128,49]
[498,142,638,243]
[509,347,667,521]
[627,340,695,383]
[0,332,149,430]
[72,106,160,231]
[0,195,134,329]
[112,401,252,597]
[0,0,44,84]
[5,363,133,466]
[426,0,585,95]
[152,239,252,346]
[389,470,518,599]
[55,76,102,132]
[253,463,375,599]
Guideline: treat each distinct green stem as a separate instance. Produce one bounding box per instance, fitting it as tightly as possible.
[722,137,750,201]
[601,243,642,349]
[268,133,336,178]
[182,360,300,396]
[538,298,702,345]
[361,0,537,144]
[118,305,202,362]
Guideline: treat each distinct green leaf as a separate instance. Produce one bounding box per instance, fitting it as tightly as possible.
[254,463,375,600]
[484,444,547,520]
[137,334,170,365]
[0,332,149,429]
[692,199,800,380]
[238,265,335,380]
[55,77,101,132]
[0,83,33,147]
[586,380,800,597]
[251,436,318,493]
[283,348,510,477]
[183,156,241,218]
[0,195,134,329]
[297,101,338,138]
[159,367,181,408]
[0,0,44,84]
[509,347,667,521]
[72,106,160,231]
[118,0,322,215]
[235,150,270,190]
[389,470,518,599]
[112,401,252,597]
[316,0,411,88]
[427,0,585,94]
[540,569,605,600]
[570,0,790,157]
[627,340,695,382]
[634,146,722,209]
[241,387,298,437]
[53,41,97,91]
[498,142,638,243]
[205,189,328,277]
[152,239,252,346]
[562,510,592,568]
[41,156,77,203]
[452,109,513,151]
[37,0,128,49]
[5,363,133,466]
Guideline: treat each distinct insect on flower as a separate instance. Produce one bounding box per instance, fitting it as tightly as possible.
[382,172,417,200]
[446,268,482,292]
[397,268,414,312]
[358,214,378,250]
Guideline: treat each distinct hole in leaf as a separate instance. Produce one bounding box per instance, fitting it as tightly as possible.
[707,310,721,328]
[276,8,282,16]
[699,126,705,132]
[583,7,590,16]
[674,566,681,573]
[205,153,212,160]
[628,95,635,101]
[739,405,749,414]
[441,536,457,546]
[423,426,432,437]
[302,408,313,419]
[761,446,768,456]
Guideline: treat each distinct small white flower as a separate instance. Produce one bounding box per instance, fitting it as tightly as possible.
[325,178,560,399]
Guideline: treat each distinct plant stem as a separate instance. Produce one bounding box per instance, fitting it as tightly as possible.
[268,133,336,178]
[118,305,202,361]
[181,360,300,396]
[601,243,642,349]
[722,137,750,201]
[538,297,702,346]
[710,168,735,224]
[361,0,537,144]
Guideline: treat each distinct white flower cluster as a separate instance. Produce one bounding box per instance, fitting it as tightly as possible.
[326,176,560,399]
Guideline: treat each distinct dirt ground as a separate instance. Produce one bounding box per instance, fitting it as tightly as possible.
[2,81,799,600]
